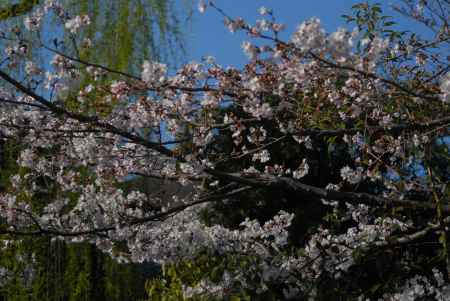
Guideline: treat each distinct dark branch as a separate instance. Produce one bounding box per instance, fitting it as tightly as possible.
[205,169,450,213]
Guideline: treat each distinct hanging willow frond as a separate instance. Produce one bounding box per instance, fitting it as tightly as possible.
[0,0,40,21]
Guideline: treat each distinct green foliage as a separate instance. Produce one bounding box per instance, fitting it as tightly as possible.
[65,0,188,72]
[146,254,259,301]
[0,0,40,21]
[0,237,155,300]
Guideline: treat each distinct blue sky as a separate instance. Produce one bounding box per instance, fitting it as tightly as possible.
[184,0,432,67]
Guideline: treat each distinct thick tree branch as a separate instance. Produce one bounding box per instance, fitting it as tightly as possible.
[0,186,252,238]
[292,116,450,138]
[205,169,450,213]
[0,69,178,159]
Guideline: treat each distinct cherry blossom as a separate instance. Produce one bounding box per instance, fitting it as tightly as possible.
[0,1,449,299]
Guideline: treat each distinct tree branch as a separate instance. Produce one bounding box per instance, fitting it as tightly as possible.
[205,169,450,213]
[0,186,252,238]
[0,69,178,159]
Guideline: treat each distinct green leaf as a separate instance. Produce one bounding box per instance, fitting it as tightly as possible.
[383,21,396,27]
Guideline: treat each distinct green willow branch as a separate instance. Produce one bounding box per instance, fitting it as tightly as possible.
[0,0,40,21]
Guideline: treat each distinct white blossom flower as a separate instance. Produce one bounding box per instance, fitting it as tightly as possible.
[24,9,43,31]
[141,60,167,84]
[252,149,271,163]
[259,6,271,16]
[65,15,90,34]
[291,18,325,52]
[340,166,365,184]
[293,159,309,179]
[440,72,450,103]
[242,41,258,60]
[198,0,207,13]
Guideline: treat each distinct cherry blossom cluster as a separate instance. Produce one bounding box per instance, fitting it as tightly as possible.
[379,270,450,301]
